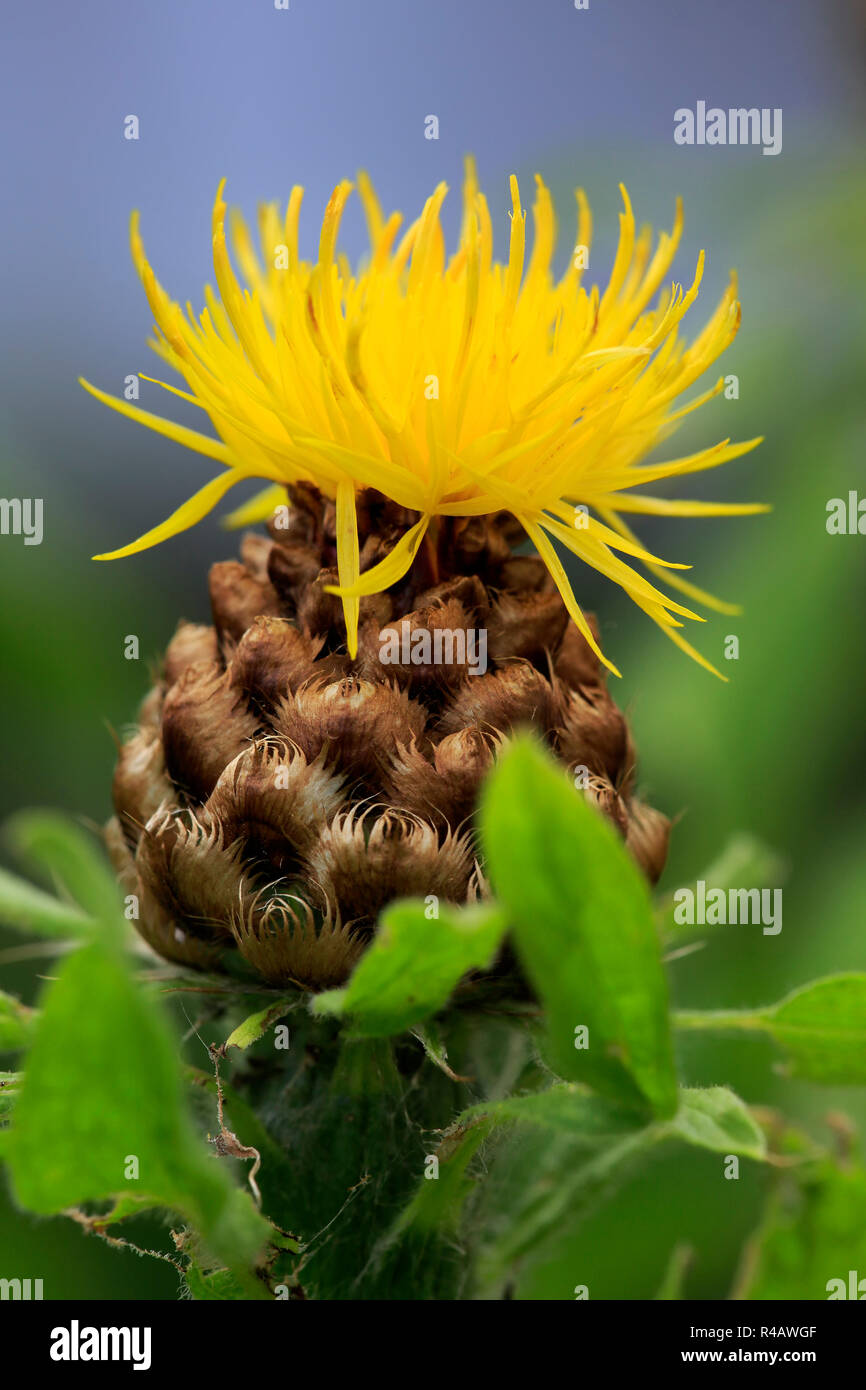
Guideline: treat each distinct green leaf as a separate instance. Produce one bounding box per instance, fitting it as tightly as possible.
[0,1071,22,1119]
[738,1153,866,1300]
[470,1087,763,1282]
[765,976,866,1084]
[5,934,270,1291]
[480,736,677,1117]
[184,1263,251,1301]
[4,810,119,926]
[391,1114,495,1238]
[675,973,866,1084]
[88,1193,162,1228]
[313,899,507,1036]
[462,1084,766,1161]
[0,864,92,938]
[410,1021,472,1082]
[458,1091,658,1290]
[223,1000,293,1052]
[373,1080,764,1297]
[0,990,36,1050]
[669,1087,766,1161]
[463,1084,647,1144]
[369,1085,650,1294]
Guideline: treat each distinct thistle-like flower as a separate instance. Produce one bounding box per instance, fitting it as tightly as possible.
[82,163,764,678]
[88,166,765,988]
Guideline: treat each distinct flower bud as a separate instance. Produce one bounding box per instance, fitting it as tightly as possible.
[556,684,631,782]
[274,676,427,782]
[209,560,282,646]
[303,809,474,926]
[580,771,628,836]
[384,728,496,826]
[554,618,605,689]
[163,621,219,685]
[232,616,325,707]
[438,661,557,737]
[231,894,365,989]
[205,739,344,865]
[136,806,252,939]
[488,589,568,663]
[625,800,671,885]
[112,730,175,848]
[161,661,259,799]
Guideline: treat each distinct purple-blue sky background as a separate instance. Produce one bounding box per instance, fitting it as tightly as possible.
[2,0,861,545]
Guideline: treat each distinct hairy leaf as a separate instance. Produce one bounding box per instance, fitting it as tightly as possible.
[5,936,270,1292]
[5,810,119,925]
[738,1154,866,1300]
[314,899,507,1036]
[0,990,36,1050]
[480,737,677,1116]
[670,1087,766,1161]
[223,1000,293,1052]
[0,865,92,939]
[675,974,866,1085]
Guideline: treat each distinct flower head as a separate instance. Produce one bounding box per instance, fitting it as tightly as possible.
[82,163,765,676]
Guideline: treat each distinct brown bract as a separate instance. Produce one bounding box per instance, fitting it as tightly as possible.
[107,485,670,990]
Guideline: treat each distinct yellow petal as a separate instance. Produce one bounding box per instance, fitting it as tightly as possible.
[595,494,771,518]
[84,174,767,678]
[518,514,621,678]
[79,379,231,464]
[630,592,728,680]
[223,484,287,529]
[336,479,361,658]
[93,469,247,560]
[597,507,742,616]
[324,514,430,599]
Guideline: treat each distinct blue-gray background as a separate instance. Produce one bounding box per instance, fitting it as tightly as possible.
[1,0,864,1299]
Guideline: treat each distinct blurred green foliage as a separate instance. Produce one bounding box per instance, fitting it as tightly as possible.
[1,741,862,1300]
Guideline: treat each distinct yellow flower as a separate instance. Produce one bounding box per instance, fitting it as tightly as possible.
[81,163,766,677]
